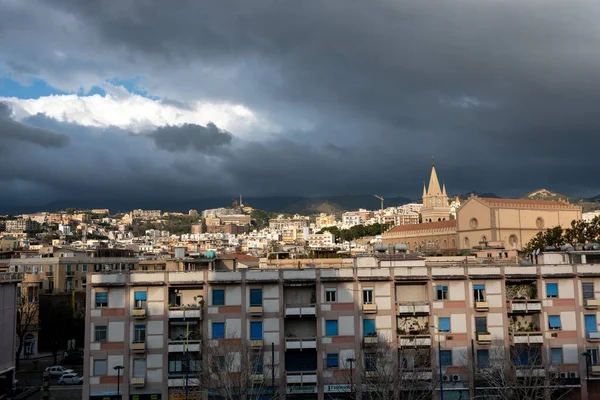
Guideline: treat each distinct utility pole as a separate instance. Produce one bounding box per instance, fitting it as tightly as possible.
[346,357,356,400]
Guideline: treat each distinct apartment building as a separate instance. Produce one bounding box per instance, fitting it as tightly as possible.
[84,251,600,400]
[269,215,310,231]
[0,272,23,398]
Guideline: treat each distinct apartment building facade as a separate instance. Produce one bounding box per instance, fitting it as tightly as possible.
[84,253,600,400]
[0,272,23,398]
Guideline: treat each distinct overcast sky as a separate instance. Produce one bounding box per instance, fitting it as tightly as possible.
[1,0,599,209]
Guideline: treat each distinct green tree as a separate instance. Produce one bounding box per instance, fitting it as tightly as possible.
[525,226,565,252]
[39,298,84,364]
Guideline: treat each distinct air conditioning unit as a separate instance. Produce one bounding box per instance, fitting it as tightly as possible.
[559,372,568,379]
[569,371,579,378]
[452,374,461,382]
[8,266,15,272]
[442,375,450,382]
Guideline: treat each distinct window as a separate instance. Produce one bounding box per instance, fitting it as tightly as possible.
[95,292,108,308]
[95,326,107,342]
[438,317,450,333]
[551,348,563,364]
[134,291,147,308]
[363,289,373,304]
[75,265,79,272]
[440,350,452,367]
[326,320,338,336]
[326,353,339,368]
[250,288,263,307]
[40,265,44,274]
[82,264,87,273]
[585,315,597,336]
[475,317,487,333]
[474,284,485,302]
[94,359,107,376]
[325,289,337,302]
[134,325,146,343]
[212,289,225,306]
[477,349,489,368]
[212,356,226,372]
[546,283,558,298]
[583,282,595,300]
[365,353,376,371]
[250,321,263,340]
[364,319,376,337]
[588,348,599,365]
[169,353,199,374]
[213,322,225,339]
[251,354,264,373]
[549,315,562,330]
[133,358,146,378]
[436,285,448,301]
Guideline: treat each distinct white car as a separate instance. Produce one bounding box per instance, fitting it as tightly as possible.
[58,373,83,385]
[45,366,75,377]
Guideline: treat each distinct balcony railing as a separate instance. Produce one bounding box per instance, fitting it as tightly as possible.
[399,335,432,347]
[585,299,600,309]
[132,307,147,319]
[286,371,317,384]
[285,304,316,317]
[168,338,201,353]
[397,302,430,315]
[168,306,202,320]
[507,299,542,313]
[131,377,145,387]
[363,335,379,346]
[249,305,263,316]
[362,303,377,313]
[285,336,317,350]
[476,332,492,343]
[591,365,600,375]
[587,332,600,341]
[131,341,146,352]
[509,331,543,345]
[475,301,489,311]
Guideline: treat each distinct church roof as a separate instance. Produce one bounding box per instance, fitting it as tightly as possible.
[387,219,456,233]
[476,197,581,209]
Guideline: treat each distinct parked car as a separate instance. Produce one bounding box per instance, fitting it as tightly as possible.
[57,373,83,385]
[44,366,75,377]
[59,354,84,366]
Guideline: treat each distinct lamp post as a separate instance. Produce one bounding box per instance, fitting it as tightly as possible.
[113,365,124,400]
[346,357,356,400]
[581,352,591,398]
[431,325,444,400]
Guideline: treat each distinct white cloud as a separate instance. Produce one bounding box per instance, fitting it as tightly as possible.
[1,88,271,137]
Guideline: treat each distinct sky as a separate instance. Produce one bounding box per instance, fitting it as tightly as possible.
[1,0,600,210]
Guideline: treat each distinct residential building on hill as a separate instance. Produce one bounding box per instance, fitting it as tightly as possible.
[269,215,310,231]
[83,250,600,400]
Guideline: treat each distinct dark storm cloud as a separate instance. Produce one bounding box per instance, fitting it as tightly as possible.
[149,123,233,153]
[0,102,70,148]
[2,0,600,206]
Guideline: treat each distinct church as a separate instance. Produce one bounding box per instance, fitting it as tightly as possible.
[382,165,582,253]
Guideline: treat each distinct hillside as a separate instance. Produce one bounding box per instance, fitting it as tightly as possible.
[522,189,600,212]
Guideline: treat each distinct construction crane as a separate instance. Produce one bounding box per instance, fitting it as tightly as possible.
[374,195,384,210]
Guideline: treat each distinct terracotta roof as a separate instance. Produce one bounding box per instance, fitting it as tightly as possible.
[387,220,456,233]
[477,197,579,209]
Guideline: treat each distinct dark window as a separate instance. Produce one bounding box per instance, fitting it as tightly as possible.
[475,317,487,333]
[440,350,452,367]
[365,353,377,371]
[474,284,485,301]
[583,282,595,300]
[251,354,264,373]
[213,322,225,339]
[95,292,108,307]
[250,289,263,306]
[95,326,107,342]
[477,350,489,368]
[212,289,225,306]
[250,321,263,340]
[326,353,339,368]
[436,286,448,300]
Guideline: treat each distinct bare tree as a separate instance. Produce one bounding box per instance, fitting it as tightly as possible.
[15,286,38,370]
[472,344,574,400]
[341,334,434,400]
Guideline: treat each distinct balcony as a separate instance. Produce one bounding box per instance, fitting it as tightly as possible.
[131,377,145,387]
[46,271,54,277]
[251,374,264,384]
[363,335,379,346]
[285,304,316,317]
[250,339,264,348]
[475,301,489,311]
[168,306,202,320]
[509,332,543,345]
[587,332,600,342]
[516,367,545,378]
[402,370,433,381]
[399,335,432,347]
[507,299,542,313]
[132,308,147,319]
[476,332,492,343]
[131,341,146,352]
[397,302,430,315]
[365,371,378,378]
[249,306,263,316]
[286,371,317,384]
[585,299,600,309]
[591,365,600,376]
[66,271,75,277]
[362,303,377,314]
[285,337,317,350]
[168,338,201,353]
[168,377,200,387]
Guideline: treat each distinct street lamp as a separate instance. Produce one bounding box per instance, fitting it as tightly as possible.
[346,357,356,400]
[113,365,124,400]
[431,325,444,400]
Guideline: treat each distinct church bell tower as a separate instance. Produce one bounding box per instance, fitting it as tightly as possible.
[421,163,451,223]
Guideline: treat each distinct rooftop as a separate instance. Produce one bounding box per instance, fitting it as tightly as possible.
[386,220,456,234]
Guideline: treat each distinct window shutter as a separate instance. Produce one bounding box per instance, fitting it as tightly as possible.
[133,359,146,378]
